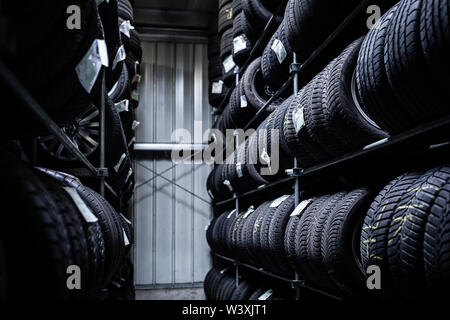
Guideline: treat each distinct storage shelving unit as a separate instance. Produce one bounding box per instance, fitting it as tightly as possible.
[209,0,450,301]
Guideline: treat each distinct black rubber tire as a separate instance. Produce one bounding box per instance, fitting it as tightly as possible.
[303,61,348,158]
[268,195,296,277]
[423,181,450,295]
[283,93,315,168]
[230,280,253,300]
[360,171,423,294]
[261,21,293,90]
[321,188,372,296]
[307,192,347,290]
[242,0,283,26]
[38,169,123,288]
[36,172,91,298]
[285,0,344,63]
[220,28,234,60]
[218,2,234,37]
[355,3,407,134]
[0,151,72,299]
[232,13,255,67]
[384,0,448,130]
[420,0,450,93]
[326,37,388,152]
[388,166,450,298]
[294,194,330,284]
[118,0,134,22]
[293,76,330,164]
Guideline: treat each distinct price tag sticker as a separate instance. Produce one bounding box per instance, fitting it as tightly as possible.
[240,95,248,108]
[293,107,305,134]
[236,163,243,178]
[258,289,273,300]
[270,195,290,208]
[290,199,313,217]
[223,55,236,73]
[233,35,247,54]
[212,80,224,94]
[271,39,287,64]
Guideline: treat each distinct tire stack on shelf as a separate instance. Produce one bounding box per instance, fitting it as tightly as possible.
[0,0,139,300]
[205,0,450,301]
[204,266,294,301]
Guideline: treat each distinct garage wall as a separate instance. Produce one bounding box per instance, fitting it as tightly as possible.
[134,40,213,288]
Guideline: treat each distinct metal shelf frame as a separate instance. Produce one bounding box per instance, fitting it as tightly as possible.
[0,60,110,197]
[209,0,450,302]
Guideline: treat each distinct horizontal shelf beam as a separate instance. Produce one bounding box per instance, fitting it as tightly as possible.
[213,253,342,300]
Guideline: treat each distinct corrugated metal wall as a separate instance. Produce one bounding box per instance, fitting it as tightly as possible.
[134,40,213,288]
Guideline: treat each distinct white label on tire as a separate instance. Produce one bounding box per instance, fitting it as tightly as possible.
[115,99,129,113]
[119,20,134,38]
[124,167,133,184]
[243,206,255,218]
[236,163,243,178]
[258,289,273,300]
[132,120,141,130]
[290,199,313,217]
[112,45,126,70]
[233,35,247,54]
[204,222,210,231]
[293,107,305,134]
[207,188,214,199]
[114,153,127,172]
[227,209,237,219]
[223,55,236,73]
[271,39,287,64]
[223,179,233,192]
[76,39,107,93]
[212,80,224,94]
[240,95,248,108]
[270,195,290,208]
[123,228,130,246]
[63,187,98,223]
[97,40,109,67]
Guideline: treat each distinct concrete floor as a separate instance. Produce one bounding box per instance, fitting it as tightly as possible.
[136,288,206,300]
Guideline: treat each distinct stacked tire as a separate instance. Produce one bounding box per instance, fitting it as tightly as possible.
[361,165,450,299]
[204,266,291,300]
[0,150,133,299]
[356,0,450,134]
[207,189,373,298]
[2,0,140,203]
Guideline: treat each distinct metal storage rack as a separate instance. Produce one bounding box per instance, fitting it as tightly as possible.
[0,60,110,197]
[209,0,450,301]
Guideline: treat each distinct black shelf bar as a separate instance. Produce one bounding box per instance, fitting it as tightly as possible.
[214,176,295,207]
[299,113,450,178]
[213,253,342,300]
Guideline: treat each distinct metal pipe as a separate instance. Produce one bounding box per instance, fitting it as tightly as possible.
[100,74,106,196]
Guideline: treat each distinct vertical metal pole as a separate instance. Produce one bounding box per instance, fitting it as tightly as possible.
[235,68,241,288]
[100,74,106,197]
[292,52,301,301]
